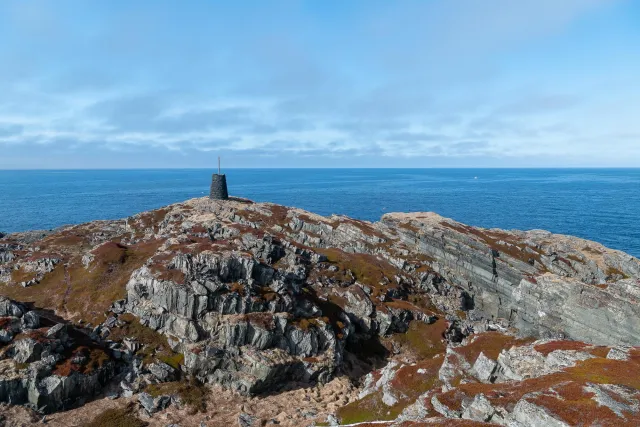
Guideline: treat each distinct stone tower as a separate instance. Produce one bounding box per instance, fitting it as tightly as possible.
[209,157,229,200]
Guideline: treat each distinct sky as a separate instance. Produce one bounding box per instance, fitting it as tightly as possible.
[1,0,639,169]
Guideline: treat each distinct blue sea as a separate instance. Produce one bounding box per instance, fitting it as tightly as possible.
[1,169,639,257]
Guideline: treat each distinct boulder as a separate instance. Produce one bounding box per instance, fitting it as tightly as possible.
[470,352,497,383]
[13,339,43,364]
[461,394,495,422]
[148,362,177,383]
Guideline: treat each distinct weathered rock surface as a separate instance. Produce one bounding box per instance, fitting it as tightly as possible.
[383,212,640,346]
[0,197,639,426]
[0,305,115,413]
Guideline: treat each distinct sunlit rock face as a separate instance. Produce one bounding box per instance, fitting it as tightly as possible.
[1,197,640,425]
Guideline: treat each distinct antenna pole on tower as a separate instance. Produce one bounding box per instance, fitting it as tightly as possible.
[218,156,221,175]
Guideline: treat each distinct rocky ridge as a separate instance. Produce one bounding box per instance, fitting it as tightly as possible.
[0,197,639,426]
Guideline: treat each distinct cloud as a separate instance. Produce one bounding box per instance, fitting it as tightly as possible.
[0,0,637,167]
[384,132,449,142]
[494,95,582,116]
[0,124,24,138]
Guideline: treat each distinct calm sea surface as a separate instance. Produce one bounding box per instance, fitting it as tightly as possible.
[1,169,639,257]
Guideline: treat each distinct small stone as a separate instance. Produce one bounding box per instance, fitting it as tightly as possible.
[607,346,630,361]
[21,311,40,329]
[45,323,68,340]
[148,362,177,383]
[238,413,258,427]
[139,392,156,413]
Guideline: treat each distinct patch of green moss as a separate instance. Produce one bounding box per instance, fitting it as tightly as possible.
[318,248,400,299]
[158,352,184,370]
[146,378,209,414]
[386,319,447,359]
[108,316,181,366]
[337,391,402,424]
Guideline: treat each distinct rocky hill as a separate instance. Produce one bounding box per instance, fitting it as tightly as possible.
[1,197,639,426]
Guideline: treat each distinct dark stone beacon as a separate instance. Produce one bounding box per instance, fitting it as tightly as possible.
[209,157,229,200]
[210,174,229,200]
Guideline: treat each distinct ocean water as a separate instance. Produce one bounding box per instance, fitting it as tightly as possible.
[1,169,639,257]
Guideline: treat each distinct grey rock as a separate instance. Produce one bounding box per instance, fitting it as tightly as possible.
[511,399,569,427]
[238,412,258,427]
[148,362,177,383]
[471,352,497,383]
[607,346,631,361]
[0,329,13,343]
[13,339,43,364]
[0,297,24,317]
[45,324,68,340]
[138,392,156,413]
[384,212,640,346]
[21,311,40,330]
[431,395,461,418]
[138,391,170,414]
[462,394,495,422]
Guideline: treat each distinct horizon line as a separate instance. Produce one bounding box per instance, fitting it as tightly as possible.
[2,166,640,171]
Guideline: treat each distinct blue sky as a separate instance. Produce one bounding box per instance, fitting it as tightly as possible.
[1,0,639,168]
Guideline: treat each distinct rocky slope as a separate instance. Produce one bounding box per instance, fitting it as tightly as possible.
[0,197,639,426]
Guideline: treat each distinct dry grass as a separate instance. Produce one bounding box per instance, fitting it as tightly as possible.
[383,319,448,360]
[146,377,209,414]
[456,332,535,362]
[337,358,442,424]
[533,340,589,356]
[436,349,640,419]
[85,405,147,427]
[1,239,162,324]
[108,315,181,366]
[319,248,399,299]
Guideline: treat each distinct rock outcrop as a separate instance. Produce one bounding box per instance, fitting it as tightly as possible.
[0,197,639,426]
[383,212,640,346]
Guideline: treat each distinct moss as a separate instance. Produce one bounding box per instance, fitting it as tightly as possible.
[10,268,39,285]
[108,315,179,366]
[0,239,162,324]
[85,406,147,427]
[133,208,170,234]
[529,382,634,425]
[52,347,111,377]
[456,332,536,362]
[337,391,402,424]
[605,266,629,280]
[588,346,610,358]
[146,377,209,414]
[398,222,421,234]
[149,264,186,284]
[337,358,442,424]
[229,281,245,295]
[582,246,602,255]
[533,340,589,356]
[318,248,399,299]
[158,352,184,370]
[292,316,327,331]
[385,319,448,359]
